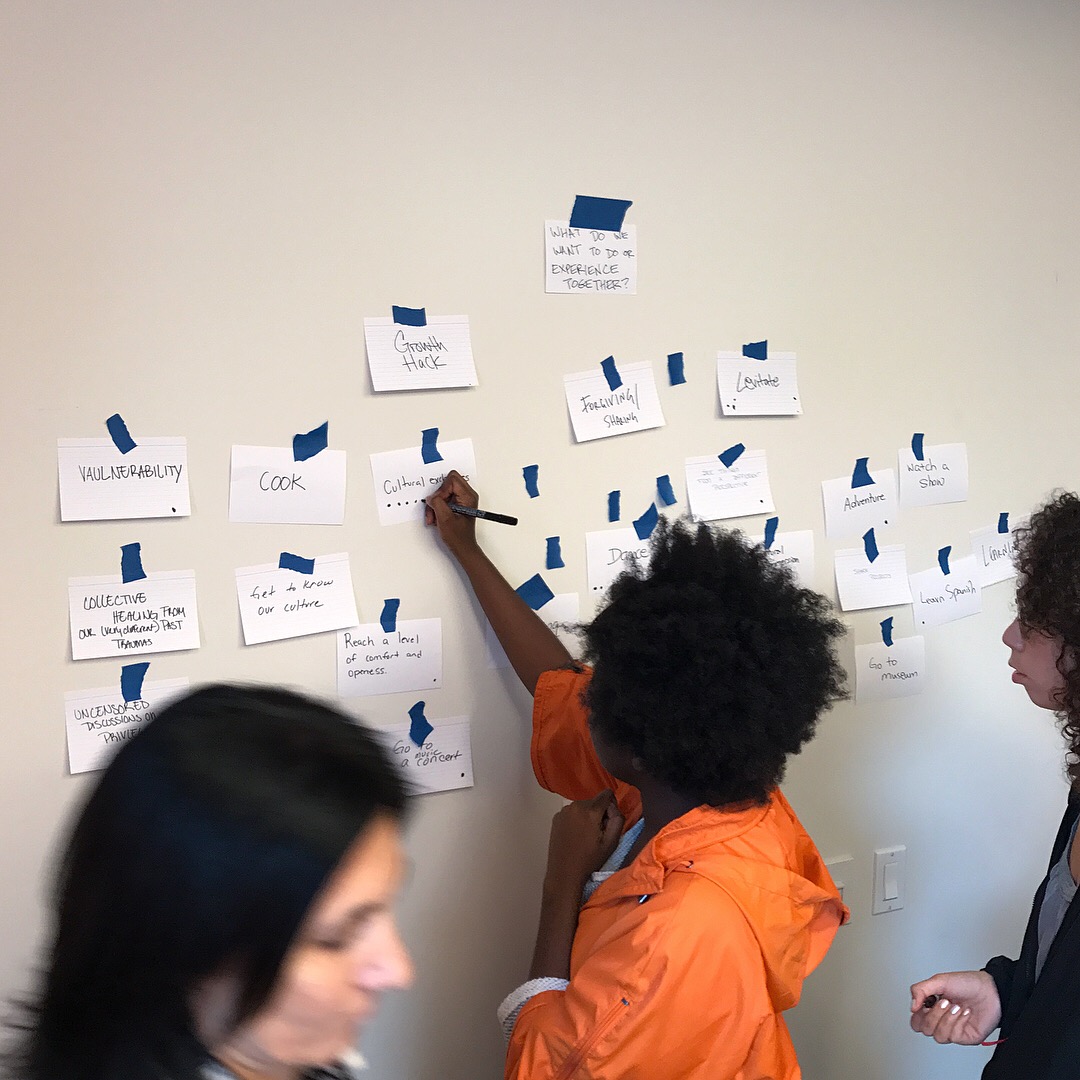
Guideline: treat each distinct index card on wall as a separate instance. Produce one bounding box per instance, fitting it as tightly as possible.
[586,528,652,595]
[69,571,200,660]
[545,222,637,294]
[970,520,1022,587]
[763,530,816,590]
[685,450,775,522]
[369,438,476,526]
[235,553,359,645]
[855,637,925,702]
[716,351,802,416]
[65,677,189,775]
[834,545,913,611]
[229,445,347,525]
[486,593,580,669]
[372,717,474,795]
[337,619,442,697]
[910,556,982,629]
[564,362,665,442]
[897,443,969,507]
[58,437,191,521]
[822,470,898,540]
[363,316,478,391]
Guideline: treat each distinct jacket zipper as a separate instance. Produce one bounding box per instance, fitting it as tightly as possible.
[554,996,630,1080]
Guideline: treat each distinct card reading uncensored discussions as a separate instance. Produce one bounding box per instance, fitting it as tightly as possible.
[762,530,816,591]
[716,351,802,416]
[337,620,443,697]
[235,553,359,645]
[487,593,580,670]
[822,470,898,540]
[58,437,191,521]
[685,450,776,522]
[369,438,477,526]
[897,443,969,508]
[855,637,926,702]
[586,528,653,595]
[229,446,347,525]
[834,545,913,611]
[69,571,200,660]
[909,555,982,629]
[65,677,190,775]
[371,717,474,796]
[563,362,665,443]
[545,222,637,294]
[363,316,478,392]
[970,520,1023,587]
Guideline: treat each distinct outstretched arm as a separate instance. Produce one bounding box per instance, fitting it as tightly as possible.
[425,470,572,695]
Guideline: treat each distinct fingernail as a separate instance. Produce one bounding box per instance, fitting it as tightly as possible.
[962,1008,971,1017]
[939,1000,949,1010]
[950,1005,961,1015]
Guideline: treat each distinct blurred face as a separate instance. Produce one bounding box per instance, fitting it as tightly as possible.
[205,814,412,1080]
[1003,618,1069,711]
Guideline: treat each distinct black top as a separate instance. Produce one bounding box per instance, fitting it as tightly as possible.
[983,790,1080,1078]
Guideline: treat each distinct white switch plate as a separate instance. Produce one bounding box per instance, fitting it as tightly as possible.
[872,845,906,914]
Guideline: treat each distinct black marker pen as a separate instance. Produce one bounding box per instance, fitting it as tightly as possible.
[450,504,518,526]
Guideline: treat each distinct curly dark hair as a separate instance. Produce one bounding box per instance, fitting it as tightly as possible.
[1013,490,1080,783]
[581,517,847,807]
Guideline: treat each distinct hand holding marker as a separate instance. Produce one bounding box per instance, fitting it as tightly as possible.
[449,503,518,526]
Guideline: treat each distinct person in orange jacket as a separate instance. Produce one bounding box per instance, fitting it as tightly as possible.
[426,471,848,1079]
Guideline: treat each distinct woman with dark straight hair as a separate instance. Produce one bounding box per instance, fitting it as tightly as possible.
[3,684,413,1080]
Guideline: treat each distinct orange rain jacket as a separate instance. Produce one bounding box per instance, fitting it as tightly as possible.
[506,668,848,1080]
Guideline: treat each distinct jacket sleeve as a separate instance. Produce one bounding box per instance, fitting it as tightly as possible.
[983,953,1017,1015]
[504,879,786,1080]
[531,667,641,826]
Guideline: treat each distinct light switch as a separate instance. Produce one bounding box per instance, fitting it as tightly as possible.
[872,845,906,914]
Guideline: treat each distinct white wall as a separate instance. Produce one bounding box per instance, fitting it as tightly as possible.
[2,2,1079,1077]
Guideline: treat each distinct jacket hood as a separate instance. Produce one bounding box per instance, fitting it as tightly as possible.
[594,790,848,1012]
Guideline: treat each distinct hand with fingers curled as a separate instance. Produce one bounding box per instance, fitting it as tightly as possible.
[542,789,626,898]
[910,969,1002,1045]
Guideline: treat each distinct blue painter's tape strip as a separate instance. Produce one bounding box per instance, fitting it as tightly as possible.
[938,545,952,576]
[742,340,767,361]
[408,701,433,747]
[293,421,329,462]
[516,573,555,611]
[569,195,632,232]
[863,528,879,563]
[851,457,874,488]
[998,512,1009,534]
[764,516,779,550]
[392,305,427,326]
[120,543,146,583]
[600,356,623,391]
[881,617,894,648]
[911,433,925,462]
[380,598,400,634]
[545,536,564,570]
[634,503,659,541]
[421,427,443,464]
[121,661,150,703]
[106,413,137,454]
[608,490,620,522]
[667,352,686,386]
[719,443,745,468]
[656,475,676,506]
[279,551,315,575]
[523,464,540,498]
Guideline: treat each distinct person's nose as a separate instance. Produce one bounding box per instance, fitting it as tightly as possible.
[1002,618,1023,651]
[356,916,413,992]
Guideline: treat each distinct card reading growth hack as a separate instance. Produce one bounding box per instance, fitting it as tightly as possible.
[363,316,478,391]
